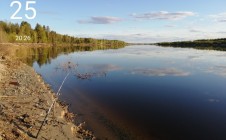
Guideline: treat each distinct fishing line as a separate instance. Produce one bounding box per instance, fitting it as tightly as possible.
[35,72,70,138]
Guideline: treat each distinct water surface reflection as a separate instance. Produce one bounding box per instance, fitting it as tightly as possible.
[21,45,226,140]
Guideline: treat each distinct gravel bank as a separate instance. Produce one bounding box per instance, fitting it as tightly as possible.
[0,45,95,140]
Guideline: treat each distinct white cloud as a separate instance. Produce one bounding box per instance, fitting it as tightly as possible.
[130,68,190,77]
[210,12,226,22]
[78,16,123,24]
[132,11,195,20]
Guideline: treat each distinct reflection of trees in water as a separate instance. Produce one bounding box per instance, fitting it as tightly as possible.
[16,45,125,67]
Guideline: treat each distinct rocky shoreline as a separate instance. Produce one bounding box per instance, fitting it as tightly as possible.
[0,45,94,140]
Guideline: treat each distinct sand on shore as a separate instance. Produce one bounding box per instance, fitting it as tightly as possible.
[0,63,4,81]
[0,44,95,140]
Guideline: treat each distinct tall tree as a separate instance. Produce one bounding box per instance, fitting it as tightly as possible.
[35,23,47,43]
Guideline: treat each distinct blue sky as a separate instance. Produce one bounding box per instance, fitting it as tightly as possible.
[1,0,226,43]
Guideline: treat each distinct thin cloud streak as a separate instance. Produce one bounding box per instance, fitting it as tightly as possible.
[165,24,177,28]
[210,12,226,22]
[189,29,203,33]
[78,16,123,24]
[132,11,195,20]
[217,31,226,34]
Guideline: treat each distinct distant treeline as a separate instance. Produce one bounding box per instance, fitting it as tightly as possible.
[156,38,226,51]
[0,21,127,47]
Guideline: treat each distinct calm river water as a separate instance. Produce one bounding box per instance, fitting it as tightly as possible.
[31,45,226,140]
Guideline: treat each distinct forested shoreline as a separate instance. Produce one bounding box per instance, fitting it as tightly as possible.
[0,21,127,47]
[156,38,226,51]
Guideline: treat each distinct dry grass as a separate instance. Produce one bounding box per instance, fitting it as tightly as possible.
[0,44,19,59]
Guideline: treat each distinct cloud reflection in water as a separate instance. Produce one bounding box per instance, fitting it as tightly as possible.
[130,68,190,77]
[206,65,226,77]
[80,64,122,73]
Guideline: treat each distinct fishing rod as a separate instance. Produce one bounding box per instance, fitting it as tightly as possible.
[35,72,70,138]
